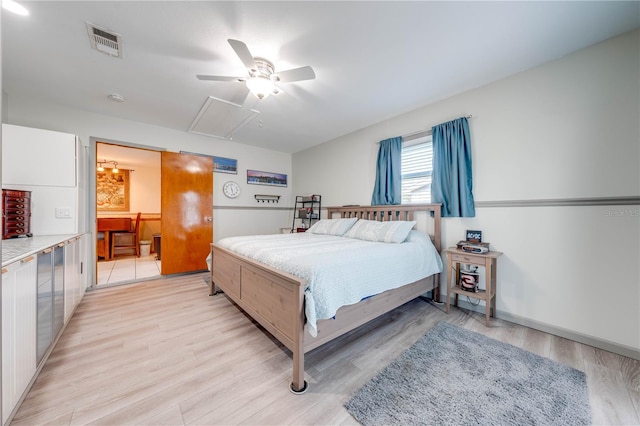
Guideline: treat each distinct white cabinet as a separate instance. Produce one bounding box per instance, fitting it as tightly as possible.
[2,256,37,425]
[64,236,83,322]
[1,124,81,235]
[2,124,77,187]
[36,248,54,366]
[1,234,87,424]
[79,234,89,292]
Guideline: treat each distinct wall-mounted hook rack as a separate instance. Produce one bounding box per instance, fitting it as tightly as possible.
[255,194,280,203]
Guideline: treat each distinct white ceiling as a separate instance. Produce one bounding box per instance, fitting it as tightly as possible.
[96,142,160,169]
[3,1,639,154]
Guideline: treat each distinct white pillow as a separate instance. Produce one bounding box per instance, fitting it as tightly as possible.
[344,219,416,243]
[307,217,358,236]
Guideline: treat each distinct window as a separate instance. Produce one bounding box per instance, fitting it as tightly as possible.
[401,135,432,204]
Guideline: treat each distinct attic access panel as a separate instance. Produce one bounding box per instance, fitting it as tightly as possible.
[188,96,260,140]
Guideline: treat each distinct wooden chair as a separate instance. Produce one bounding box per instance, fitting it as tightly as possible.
[111,212,141,258]
[96,232,106,260]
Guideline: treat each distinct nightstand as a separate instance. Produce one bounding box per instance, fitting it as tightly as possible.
[444,247,503,326]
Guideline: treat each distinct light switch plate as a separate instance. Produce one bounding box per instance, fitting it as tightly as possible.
[55,207,72,219]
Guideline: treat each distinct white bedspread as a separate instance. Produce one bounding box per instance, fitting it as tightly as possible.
[216,231,442,337]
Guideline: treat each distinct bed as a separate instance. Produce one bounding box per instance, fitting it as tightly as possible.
[209,204,442,393]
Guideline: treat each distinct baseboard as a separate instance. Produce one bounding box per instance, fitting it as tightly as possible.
[448,296,640,361]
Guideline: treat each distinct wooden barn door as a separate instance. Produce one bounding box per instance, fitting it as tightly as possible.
[160,151,213,275]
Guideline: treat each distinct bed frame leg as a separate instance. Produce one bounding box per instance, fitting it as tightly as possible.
[419,275,442,304]
[433,274,441,303]
[209,280,222,296]
[289,380,308,395]
[290,342,308,394]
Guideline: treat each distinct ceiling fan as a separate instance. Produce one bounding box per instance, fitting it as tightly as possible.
[197,39,316,104]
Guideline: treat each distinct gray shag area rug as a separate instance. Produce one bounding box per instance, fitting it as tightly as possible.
[345,321,591,425]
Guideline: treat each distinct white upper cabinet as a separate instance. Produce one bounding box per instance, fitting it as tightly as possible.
[2,124,77,187]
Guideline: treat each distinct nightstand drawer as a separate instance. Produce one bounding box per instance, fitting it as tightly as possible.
[450,252,484,264]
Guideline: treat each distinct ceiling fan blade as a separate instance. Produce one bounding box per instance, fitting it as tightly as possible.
[197,75,246,82]
[228,86,251,106]
[228,39,257,71]
[274,66,316,83]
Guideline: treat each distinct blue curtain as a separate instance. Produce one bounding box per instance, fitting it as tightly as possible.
[431,117,476,217]
[371,136,402,205]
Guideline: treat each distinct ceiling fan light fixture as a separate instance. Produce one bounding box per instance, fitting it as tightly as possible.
[246,76,275,100]
[197,39,314,105]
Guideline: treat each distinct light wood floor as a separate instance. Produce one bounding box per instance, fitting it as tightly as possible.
[10,273,640,425]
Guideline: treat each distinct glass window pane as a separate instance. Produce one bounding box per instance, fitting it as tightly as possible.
[401,136,432,204]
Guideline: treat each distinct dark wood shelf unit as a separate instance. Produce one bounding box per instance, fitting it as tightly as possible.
[2,188,32,239]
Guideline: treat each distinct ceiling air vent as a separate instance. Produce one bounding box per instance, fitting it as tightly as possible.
[86,22,122,58]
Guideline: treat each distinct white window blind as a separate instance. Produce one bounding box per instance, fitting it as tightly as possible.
[401,135,432,204]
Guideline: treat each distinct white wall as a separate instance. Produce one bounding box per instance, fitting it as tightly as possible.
[293,30,640,355]
[5,99,293,242]
[129,164,161,214]
[95,161,162,215]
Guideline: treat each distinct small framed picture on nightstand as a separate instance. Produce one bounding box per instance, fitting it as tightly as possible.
[466,230,482,243]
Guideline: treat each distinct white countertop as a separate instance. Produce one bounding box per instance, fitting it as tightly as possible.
[2,234,80,266]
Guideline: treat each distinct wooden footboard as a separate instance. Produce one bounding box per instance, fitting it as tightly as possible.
[210,203,442,393]
[210,245,308,392]
[304,275,438,352]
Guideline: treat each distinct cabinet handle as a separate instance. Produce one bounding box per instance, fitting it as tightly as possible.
[42,248,53,254]
[1,268,7,274]
[58,243,65,248]
[21,256,35,263]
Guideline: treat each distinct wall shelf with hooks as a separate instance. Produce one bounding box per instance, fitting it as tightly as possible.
[255,194,280,203]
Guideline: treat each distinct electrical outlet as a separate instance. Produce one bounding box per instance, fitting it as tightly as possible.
[55,207,72,219]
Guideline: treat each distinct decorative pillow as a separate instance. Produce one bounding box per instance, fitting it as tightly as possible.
[344,219,417,243]
[307,217,358,236]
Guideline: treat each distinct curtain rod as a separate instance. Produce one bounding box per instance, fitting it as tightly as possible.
[380,115,473,143]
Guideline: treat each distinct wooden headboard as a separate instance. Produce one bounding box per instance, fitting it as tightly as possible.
[326,204,442,252]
